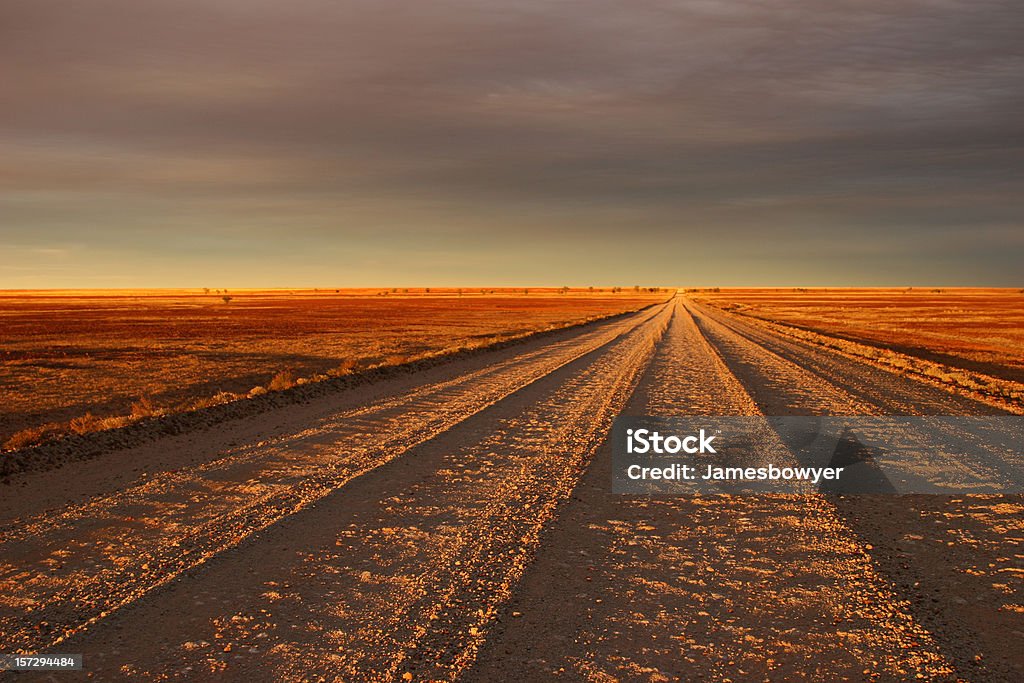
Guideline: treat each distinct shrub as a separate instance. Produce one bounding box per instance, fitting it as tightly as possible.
[331,359,359,375]
[268,369,298,391]
[69,412,102,435]
[189,391,240,410]
[131,395,159,418]
[5,426,50,451]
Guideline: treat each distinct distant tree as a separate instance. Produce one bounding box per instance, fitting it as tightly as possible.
[222,295,233,304]
[523,288,529,295]
[425,288,431,293]
[203,287,210,295]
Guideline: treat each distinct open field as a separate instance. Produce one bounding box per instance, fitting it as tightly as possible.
[690,288,1024,382]
[0,289,665,450]
[0,294,1022,680]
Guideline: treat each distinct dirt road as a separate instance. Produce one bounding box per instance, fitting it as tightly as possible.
[1,298,1021,681]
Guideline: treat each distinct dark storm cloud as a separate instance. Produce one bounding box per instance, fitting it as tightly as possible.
[1,0,1021,286]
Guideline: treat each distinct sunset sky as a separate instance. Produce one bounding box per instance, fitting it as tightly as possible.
[2,0,1021,288]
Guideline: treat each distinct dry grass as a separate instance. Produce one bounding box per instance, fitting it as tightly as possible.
[692,288,1024,382]
[267,368,299,392]
[0,288,665,450]
[692,287,1024,411]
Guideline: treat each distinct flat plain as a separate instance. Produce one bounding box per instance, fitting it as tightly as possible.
[0,290,1022,681]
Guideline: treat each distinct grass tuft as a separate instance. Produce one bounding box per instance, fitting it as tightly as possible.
[268,369,299,392]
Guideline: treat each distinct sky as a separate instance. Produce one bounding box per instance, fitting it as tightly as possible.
[2,0,1022,288]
